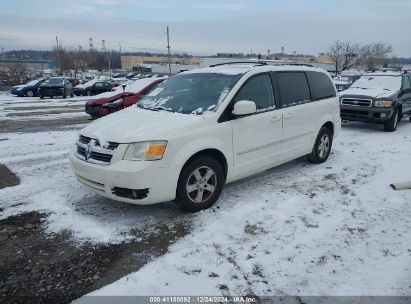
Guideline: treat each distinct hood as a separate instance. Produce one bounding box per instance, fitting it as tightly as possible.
[12,85,25,90]
[87,93,124,106]
[80,107,202,143]
[341,87,396,99]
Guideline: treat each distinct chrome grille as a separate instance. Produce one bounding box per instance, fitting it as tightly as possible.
[75,136,119,165]
[341,98,372,107]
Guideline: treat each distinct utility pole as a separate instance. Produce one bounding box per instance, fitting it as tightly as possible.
[167,26,171,75]
[56,36,62,76]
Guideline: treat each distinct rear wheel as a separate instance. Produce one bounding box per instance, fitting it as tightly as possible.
[307,127,333,164]
[26,90,34,97]
[63,90,67,99]
[86,90,92,96]
[175,156,224,212]
[384,109,399,132]
[40,95,44,99]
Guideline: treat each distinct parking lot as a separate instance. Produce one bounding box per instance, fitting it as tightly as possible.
[0,93,410,302]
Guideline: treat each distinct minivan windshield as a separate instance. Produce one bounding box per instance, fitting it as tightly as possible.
[137,73,243,114]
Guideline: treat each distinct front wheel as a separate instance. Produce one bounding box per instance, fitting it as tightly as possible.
[384,109,399,132]
[307,127,333,164]
[26,90,34,97]
[175,156,224,212]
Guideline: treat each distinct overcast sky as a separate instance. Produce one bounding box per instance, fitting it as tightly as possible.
[0,0,410,57]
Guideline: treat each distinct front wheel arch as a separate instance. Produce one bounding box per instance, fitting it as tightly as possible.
[180,149,228,182]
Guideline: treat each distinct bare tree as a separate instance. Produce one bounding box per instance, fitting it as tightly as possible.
[341,42,361,71]
[360,42,393,71]
[329,41,361,74]
[8,64,28,84]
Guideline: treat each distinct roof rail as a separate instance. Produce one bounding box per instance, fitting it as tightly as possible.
[280,63,314,67]
[209,61,315,68]
[209,61,268,67]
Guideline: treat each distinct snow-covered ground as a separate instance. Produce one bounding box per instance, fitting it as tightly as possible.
[86,121,411,297]
[1,93,410,297]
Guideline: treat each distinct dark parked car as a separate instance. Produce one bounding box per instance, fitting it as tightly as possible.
[10,79,46,97]
[39,77,74,99]
[85,78,165,119]
[333,74,361,91]
[340,72,411,132]
[73,80,113,96]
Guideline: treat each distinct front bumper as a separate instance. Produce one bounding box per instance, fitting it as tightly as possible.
[40,87,65,97]
[69,151,179,205]
[10,88,24,96]
[85,106,103,118]
[340,105,394,123]
[73,89,84,96]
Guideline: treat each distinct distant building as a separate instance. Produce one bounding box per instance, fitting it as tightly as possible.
[121,56,201,70]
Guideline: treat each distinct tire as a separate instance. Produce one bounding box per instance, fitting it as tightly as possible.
[26,90,34,97]
[175,156,224,212]
[408,116,411,122]
[307,127,333,164]
[63,90,67,99]
[40,95,44,99]
[384,109,399,132]
[86,90,92,96]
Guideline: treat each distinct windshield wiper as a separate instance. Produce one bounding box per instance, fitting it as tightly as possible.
[152,106,174,112]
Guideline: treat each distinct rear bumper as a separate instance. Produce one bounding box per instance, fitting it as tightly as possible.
[340,105,394,123]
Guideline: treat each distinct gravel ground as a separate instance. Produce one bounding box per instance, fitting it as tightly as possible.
[0,95,193,303]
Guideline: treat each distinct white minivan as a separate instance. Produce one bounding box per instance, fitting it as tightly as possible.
[70,63,341,211]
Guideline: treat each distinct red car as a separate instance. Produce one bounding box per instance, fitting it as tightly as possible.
[85,78,165,119]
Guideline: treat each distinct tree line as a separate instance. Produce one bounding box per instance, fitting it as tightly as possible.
[329,41,396,73]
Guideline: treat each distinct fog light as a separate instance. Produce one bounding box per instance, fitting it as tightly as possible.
[381,113,386,118]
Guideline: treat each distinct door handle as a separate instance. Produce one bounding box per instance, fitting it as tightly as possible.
[284,113,293,119]
[270,116,281,123]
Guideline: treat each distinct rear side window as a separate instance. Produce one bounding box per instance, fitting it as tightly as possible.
[276,72,310,107]
[402,76,411,90]
[306,71,336,100]
[234,74,275,111]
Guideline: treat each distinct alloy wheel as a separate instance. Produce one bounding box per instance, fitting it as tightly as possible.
[318,134,330,158]
[186,166,217,203]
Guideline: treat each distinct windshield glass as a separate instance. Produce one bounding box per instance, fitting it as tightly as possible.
[44,78,64,84]
[26,80,40,86]
[351,75,401,91]
[137,73,243,114]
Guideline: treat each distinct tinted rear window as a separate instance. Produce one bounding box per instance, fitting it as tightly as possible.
[276,72,310,107]
[306,71,336,100]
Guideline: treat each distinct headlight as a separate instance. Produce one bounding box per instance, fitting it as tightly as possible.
[375,100,393,108]
[123,141,167,161]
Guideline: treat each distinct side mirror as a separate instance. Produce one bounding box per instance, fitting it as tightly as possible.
[231,100,257,116]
